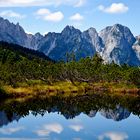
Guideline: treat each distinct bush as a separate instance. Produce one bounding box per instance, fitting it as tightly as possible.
[129,69,140,88]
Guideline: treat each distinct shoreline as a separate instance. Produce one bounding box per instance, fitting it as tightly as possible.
[1,81,140,98]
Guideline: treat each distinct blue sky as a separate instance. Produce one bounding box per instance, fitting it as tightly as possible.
[0,0,139,36]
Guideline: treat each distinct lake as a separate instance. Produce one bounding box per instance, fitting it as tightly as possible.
[0,93,140,140]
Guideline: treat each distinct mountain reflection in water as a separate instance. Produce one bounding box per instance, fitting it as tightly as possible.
[0,93,140,127]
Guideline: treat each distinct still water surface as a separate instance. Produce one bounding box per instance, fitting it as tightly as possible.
[0,94,140,140]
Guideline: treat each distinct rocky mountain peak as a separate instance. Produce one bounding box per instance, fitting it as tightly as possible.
[86,27,97,35]
[16,22,20,26]
[0,17,9,23]
[34,32,43,39]
[113,23,125,28]
[0,17,140,65]
[63,25,75,31]
[0,17,27,47]
[99,24,139,65]
[61,25,81,36]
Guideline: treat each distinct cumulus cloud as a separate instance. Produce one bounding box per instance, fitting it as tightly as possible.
[0,0,86,7]
[98,3,129,14]
[0,10,26,18]
[35,8,64,22]
[35,129,50,137]
[44,11,64,22]
[69,124,83,132]
[35,123,63,137]
[0,127,25,135]
[74,0,86,7]
[98,132,128,140]
[70,13,84,21]
[36,8,50,15]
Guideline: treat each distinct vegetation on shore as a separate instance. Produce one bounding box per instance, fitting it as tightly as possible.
[2,81,140,98]
[0,42,140,97]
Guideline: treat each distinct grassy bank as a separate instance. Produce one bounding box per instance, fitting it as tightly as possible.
[1,81,140,98]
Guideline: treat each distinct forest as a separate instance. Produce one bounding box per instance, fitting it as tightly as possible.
[0,41,140,96]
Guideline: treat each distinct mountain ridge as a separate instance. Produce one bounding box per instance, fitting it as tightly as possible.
[0,17,140,65]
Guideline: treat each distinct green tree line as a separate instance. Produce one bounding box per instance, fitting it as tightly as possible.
[0,42,140,88]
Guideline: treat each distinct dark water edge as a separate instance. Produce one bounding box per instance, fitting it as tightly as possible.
[0,93,140,123]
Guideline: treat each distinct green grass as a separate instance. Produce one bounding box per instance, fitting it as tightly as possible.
[1,80,140,98]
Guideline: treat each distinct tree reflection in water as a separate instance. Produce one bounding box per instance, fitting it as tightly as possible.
[0,93,140,127]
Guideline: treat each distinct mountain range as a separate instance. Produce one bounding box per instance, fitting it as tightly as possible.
[0,17,140,66]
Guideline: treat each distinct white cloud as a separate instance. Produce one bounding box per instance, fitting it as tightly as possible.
[0,10,25,18]
[74,0,86,7]
[98,3,129,14]
[44,11,64,22]
[35,8,64,22]
[0,127,25,135]
[0,0,86,7]
[35,129,50,137]
[36,8,50,15]
[43,123,63,134]
[69,124,83,132]
[98,132,128,140]
[35,123,63,137]
[70,13,84,21]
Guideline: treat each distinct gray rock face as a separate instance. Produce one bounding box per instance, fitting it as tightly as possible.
[39,26,99,61]
[99,24,140,66]
[0,17,140,65]
[83,27,103,54]
[100,105,131,121]
[0,17,27,47]
[133,36,140,61]
[26,32,44,50]
[37,32,60,57]
[0,17,43,50]
[87,110,97,118]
